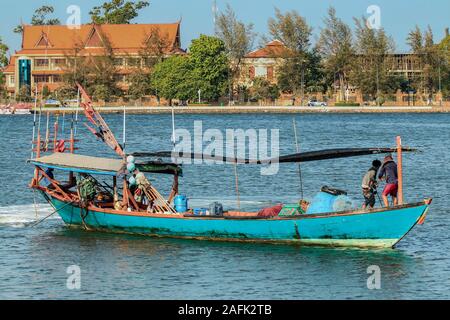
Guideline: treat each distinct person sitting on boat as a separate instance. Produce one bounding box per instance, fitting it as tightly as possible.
[361,160,382,209]
[77,173,98,205]
[378,154,398,207]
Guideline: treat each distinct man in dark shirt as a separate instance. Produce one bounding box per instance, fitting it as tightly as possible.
[378,154,398,207]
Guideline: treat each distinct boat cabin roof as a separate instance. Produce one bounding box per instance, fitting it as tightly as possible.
[30,153,124,176]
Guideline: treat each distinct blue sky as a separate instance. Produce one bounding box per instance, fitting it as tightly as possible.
[1,0,449,54]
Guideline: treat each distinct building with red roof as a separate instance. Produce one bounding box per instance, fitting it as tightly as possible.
[3,22,184,97]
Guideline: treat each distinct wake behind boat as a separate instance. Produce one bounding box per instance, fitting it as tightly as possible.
[28,83,431,249]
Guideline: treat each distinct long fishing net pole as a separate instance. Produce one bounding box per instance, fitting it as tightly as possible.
[292,117,304,200]
[74,88,80,136]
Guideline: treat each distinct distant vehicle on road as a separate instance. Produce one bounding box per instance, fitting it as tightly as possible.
[307,99,327,107]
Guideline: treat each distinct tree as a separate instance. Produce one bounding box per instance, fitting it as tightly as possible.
[266,8,322,100]
[140,28,169,69]
[42,85,51,99]
[0,38,9,98]
[407,25,444,98]
[151,35,229,103]
[215,4,256,101]
[151,55,197,103]
[189,35,230,101]
[250,77,280,104]
[90,0,150,24]
[60,30,120,102]
[268,8,312,53]
[350,17,395,103]
[17,85,32,102]
[0,37,8,68]
[128,70,152,102]
[14,6,60,34]
[317,7,355,101]
[438,32,450,97]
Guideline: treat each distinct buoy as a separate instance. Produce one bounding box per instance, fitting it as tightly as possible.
[127,162,136,172]
[127,155,135,164]
[129,176,137,186]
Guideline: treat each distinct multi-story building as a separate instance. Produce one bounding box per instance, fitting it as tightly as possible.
[238,40,424,87]
[3,22,183,98]
[237,40,288,87]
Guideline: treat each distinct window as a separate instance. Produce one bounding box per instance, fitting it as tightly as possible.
[127,58,141,67]
[35,59,49,68]
[255,66,267,77]
[34,75,50,83]
[53,75,62,83]
[8,75,15,87]
[114,58,124,66]
[53,59,66,67]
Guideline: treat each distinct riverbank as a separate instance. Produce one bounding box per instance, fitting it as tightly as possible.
[26,105,450,114]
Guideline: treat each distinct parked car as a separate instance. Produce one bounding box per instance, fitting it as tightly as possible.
[307,99,327,107]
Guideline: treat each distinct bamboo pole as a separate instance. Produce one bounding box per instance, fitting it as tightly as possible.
[396,136,403,205]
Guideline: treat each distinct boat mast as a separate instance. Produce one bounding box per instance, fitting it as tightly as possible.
[123,105,126,153]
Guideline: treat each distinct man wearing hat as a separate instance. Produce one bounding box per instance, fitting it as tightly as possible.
[378,154,398,207]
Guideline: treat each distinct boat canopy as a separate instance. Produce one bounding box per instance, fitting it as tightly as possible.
[29,153,124,176]
[131,147,417,164]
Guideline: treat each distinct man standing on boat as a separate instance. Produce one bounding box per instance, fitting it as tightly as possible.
[362,160,382,209]
[378,154,399,207]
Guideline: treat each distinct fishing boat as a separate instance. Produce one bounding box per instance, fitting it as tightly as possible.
[28,84,431,249]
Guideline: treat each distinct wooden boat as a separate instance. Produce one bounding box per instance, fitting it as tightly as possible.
[28,84,431,249]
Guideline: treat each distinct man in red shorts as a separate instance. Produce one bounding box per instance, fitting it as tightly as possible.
[378,154,398,207]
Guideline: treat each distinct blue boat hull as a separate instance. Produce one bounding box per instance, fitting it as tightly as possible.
[46,194,429,248]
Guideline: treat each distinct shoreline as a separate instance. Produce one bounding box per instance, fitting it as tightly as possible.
[13,105,450,114]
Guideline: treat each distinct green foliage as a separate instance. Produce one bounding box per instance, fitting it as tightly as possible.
[128,70,152,101]
[277,50,325,95]
[14,5,60,33]
[350,17,395,100]
[42,85,51,99]
[151,55,195,101]
[317,7,355,100]
[17,85,32,102]
[268,8,312,53]
[250,77,280,102]
[60,32,121,102]
[189,35,230,101]
[408,25,449,96]
[151,35,229,103]
[267,8,323,97]
[215,4,255,67]
[0,37,9,68]
[90,0,150,24]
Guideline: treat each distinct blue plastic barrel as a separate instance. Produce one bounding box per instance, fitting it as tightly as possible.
[306,192,337,214]
[174,195,188,213]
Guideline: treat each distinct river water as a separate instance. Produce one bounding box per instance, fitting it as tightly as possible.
[0,112,449,299]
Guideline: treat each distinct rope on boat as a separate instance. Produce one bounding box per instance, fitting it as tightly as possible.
[29,200,75,228]
[32,189,40,218]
